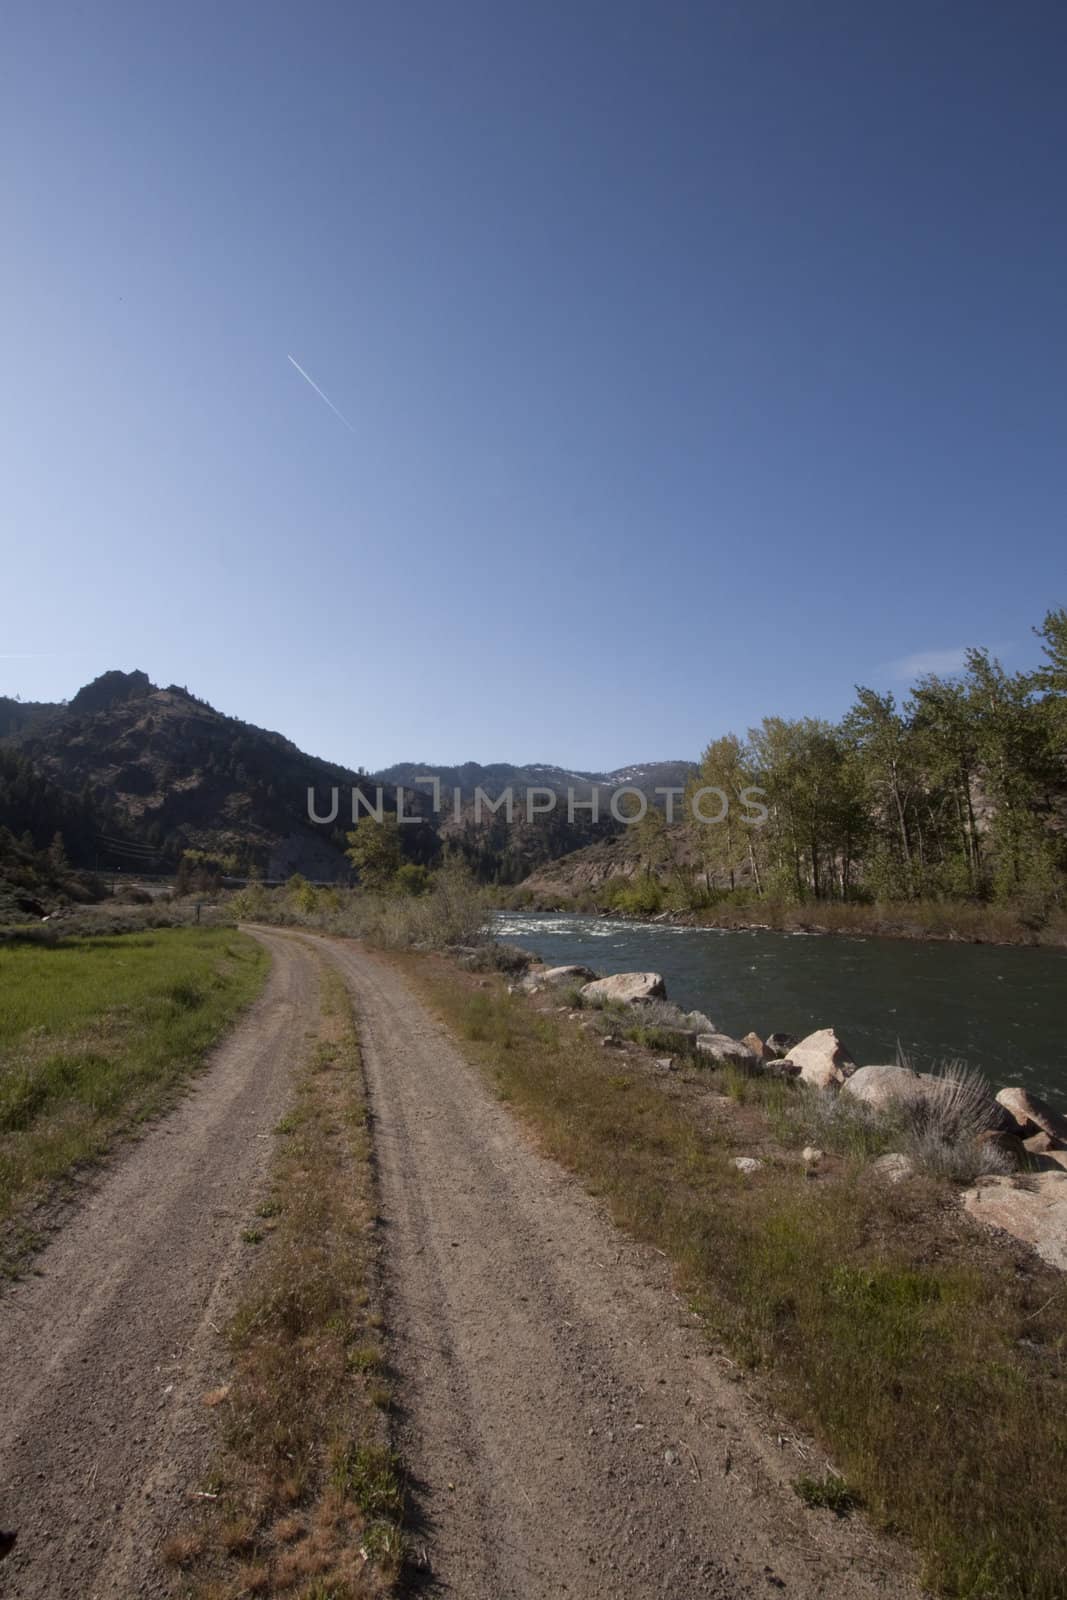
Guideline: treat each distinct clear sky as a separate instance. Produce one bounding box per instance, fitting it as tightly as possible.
[4,2,1065,772]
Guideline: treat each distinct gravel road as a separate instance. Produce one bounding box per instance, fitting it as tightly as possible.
[304,934,920,1600]
[1,929,920,1598]
[0,927,318,1599]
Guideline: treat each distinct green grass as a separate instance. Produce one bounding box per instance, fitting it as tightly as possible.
[410,963,1067,1600]
[0,927,268,1236]
[794,1472,863,1515]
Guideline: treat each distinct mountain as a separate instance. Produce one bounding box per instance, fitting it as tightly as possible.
[1,670,361,880]
[1,670,694,885]
[372,759,696,804]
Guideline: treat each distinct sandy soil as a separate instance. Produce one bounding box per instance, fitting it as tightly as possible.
[0,927,318,1599]
[303,934,922,1600]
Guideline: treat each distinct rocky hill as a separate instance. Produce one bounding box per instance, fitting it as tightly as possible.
[1,670,695,885]
[1,671,361,880]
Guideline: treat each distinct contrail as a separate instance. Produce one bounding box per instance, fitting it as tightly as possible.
[286,354,356,434]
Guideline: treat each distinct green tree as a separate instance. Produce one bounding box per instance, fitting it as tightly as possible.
[346,816,402,890]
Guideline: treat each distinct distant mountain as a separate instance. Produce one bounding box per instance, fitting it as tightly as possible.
[369,760,698,885]
[371,759,696,803]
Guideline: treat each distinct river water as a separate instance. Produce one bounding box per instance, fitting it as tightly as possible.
[494,912,1067,1105]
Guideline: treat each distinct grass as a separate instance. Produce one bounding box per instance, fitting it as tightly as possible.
[794,1472,863,1515]
[405,959,1067,1600]
[0,927,268,1251]
[171,960,403,1598]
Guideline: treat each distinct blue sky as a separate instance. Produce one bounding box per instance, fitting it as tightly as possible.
[3,2,1064,772]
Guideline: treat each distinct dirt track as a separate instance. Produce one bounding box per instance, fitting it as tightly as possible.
[303,934,919,1600]
[0,927,318,1599]
[1,930,920,1598]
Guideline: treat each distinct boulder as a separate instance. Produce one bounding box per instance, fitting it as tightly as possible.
[962,1173,1067,1272]
[543,964,598,986]
[1025,1131,1063,1155]
[765,1032,798,1060]
[696,1033,762,1071]
[844,1066,1014,1135]
[685,1010,717,1034]
[873,1152,915,1184]
[579,972,667,1006]
[995,1087,1067,1146]
[742,1031,775,1064]
[780,1028,856,1090]
[842,1064,926,1112]
[520,962,598,994]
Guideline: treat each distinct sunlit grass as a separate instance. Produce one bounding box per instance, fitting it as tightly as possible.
[0,928,268,1239]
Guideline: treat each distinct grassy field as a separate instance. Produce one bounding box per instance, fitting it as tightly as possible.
[169,960,402,1597]
[406,956,1067,1600]
[0,927,268,1249]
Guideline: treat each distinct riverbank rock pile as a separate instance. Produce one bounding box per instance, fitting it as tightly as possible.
[512,957,1067,1275]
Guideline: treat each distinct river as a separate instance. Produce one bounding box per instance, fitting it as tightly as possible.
[494,912,1067,1104]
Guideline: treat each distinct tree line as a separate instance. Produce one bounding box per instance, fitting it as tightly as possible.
[670,608,1066,908]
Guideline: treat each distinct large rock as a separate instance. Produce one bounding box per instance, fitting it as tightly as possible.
[780,1028,856,1090]
[523,964,598,993]
[843,1065,1013,1134]
[696,1033,762,1071]
[842,1064,927,1111]
[579,972,666,1006]
[995,1087,1067,1146]
[685,1010,717,1034]
[962,1173,1067,1272]
[765,1032,798,1060]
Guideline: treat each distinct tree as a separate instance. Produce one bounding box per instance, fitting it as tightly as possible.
[843,689,918,898]
[346,816,402,890]
[687,733,749,892]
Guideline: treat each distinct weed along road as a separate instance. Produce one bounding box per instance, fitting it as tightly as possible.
[1,928,919,1599]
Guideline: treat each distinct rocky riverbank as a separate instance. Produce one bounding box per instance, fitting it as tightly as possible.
[496,949,1067,1273]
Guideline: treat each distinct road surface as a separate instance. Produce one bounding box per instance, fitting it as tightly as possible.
[0,929,919,1598]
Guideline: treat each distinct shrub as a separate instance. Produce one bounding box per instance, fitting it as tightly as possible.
[899,1063,1015,1182]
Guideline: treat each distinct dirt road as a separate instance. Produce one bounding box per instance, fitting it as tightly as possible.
[0,927,318,1599]
[303,935,919,1600]
[2,929,919,1598]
